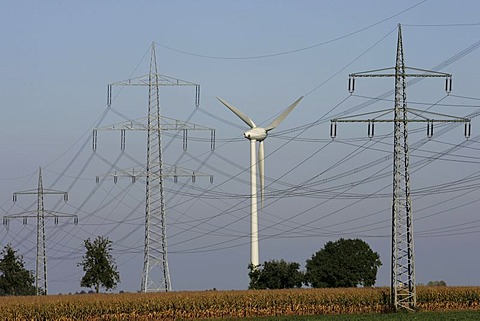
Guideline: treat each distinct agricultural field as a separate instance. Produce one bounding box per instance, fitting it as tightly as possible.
[216,311,480,321]
[0,286,479,320]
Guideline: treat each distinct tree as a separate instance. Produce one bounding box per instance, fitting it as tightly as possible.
[305,238,381,288]
[427,280,447,286]
[0,244,35,296]
[78,236,120,293]
[248,259,304,290]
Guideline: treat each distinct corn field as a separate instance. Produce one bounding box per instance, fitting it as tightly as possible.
[0,286,479,320]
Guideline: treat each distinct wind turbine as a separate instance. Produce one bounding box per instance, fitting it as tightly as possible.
[217,96,304,268]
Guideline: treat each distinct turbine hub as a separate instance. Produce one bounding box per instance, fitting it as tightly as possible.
[244,127,267,141]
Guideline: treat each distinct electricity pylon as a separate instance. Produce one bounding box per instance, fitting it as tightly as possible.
[3,167,78,295]
[331,24,470,311]
[94,43,214,292]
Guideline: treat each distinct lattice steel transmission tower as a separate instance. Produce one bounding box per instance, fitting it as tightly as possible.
[94,43,214,292]
[3,167,77,295]
[331,24,470,311]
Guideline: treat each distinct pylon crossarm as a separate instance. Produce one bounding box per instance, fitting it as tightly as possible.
[97,165,212,182]
[107,69,201,108]
[95,116,213,131]
[93,116,215,152]
[334,110,469,123]
[95,118,148,131]
[4,211,76,219]
[350,67,396,76]
[13,189,38,195]
[333,108,393,122]
[163,165,210,178]
[4,210,37,219]
[42,211,77,218]
[351,67,451,78]
[109,74,199,87]
[355,73,449,78]
[14,189,67,195]
[407,108,469,122]
[42,190,68,195]
[404,67,451,77]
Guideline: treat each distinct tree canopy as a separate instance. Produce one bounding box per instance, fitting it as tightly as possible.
[305,238,381,288]
[427,280,447,286]
[248,259,304,290]
[0,244,35,296]
[78,236,120,293]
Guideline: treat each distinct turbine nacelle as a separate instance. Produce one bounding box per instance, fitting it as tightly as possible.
[216,95,304,206]
[244,127,267,141]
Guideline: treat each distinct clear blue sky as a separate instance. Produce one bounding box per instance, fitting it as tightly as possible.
[1,0,480,293]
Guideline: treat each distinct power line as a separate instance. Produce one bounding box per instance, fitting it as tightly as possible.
[404,22,480,27]
[154,1,427,60]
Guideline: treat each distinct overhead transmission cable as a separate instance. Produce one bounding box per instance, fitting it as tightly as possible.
[154,1,427,60]
[171,41,480,252]
[170,50,480,251]
[404,22,480,27]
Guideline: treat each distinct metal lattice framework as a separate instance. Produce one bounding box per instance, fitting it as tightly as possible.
[95,43,214,292]
[96,165,213,185]
[3,167,77,295]
[331,24,470,311]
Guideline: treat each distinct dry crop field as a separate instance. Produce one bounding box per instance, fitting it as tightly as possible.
[0,286,479,320]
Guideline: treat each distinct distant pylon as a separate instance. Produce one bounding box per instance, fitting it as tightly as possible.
[3,167,78,295]
[331,24,470,311]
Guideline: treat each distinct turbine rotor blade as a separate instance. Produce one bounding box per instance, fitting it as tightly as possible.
[258,140,265,209]
[216,97,256,128]
[265,96,304,132]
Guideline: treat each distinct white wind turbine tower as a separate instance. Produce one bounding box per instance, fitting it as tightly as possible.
[217,96,304,268]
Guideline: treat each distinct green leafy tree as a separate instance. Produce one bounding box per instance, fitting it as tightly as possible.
[305,238,382,288]
[78,236,120,293]
[0,244,35,296]
[248,259,304,289]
